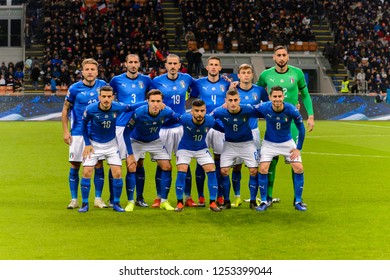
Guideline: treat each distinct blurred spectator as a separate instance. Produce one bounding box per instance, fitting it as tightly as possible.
[31,64,41,90]
[0,73,6,86]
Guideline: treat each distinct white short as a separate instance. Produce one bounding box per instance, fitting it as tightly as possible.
[159,126,184,159]
[69,135,84,162]
[131,138,170,162]
[83,139,122,167]
[260,139,302,163]
[206,128,224,155]
[221,140,259,168]
[234,128,261,165]
[116,126,145,160]
[176,148,215,166]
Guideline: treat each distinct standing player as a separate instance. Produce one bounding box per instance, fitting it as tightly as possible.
[210,89,260,209]
[150,54,196,208]
[256,45,314,205]
[109,54,152,210]
[61,58,107,210]
[174,99,222,212]
[79,85,143,212]
[254,86,306,211]
[124,89,180,211]
[188,56,231,207]
[230,64,268,208]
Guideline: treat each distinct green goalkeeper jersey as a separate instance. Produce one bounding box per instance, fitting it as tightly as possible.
[256,65,314,116]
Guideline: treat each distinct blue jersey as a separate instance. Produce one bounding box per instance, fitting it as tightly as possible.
[211,105,260,143]
[190,76,230,113]
[126,105,179,143]
[109,73,152,127]
[65,79,107,135]
[178,113,216,151]
[82,101,140,145]
[237,84,268,129]
[254,101,305,150]
[151,73,195,128]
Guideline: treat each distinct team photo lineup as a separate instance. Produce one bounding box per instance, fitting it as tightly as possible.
[62,46,314,214]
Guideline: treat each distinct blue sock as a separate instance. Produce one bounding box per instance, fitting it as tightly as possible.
[108,169,114,203]
[69,168,79,199]
[249,174,258,201]
[136,166,145,200]
[196,163,205,198]
[112,178,123,204]
[94,167,104,197]
[175,171,186,200]
[155,166,162,197]
[80,177,91,203]
[215,159,223,197]
[221,175,230,202]
[206,171,218,200]
[125,171,136,201]
[258,173,268,202]
[184,166,192,197]
[232,171,241,196]
[293,173,304,203]
[160,170,172,199]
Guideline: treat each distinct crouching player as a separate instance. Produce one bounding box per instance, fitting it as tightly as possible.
[174,99,223,212]
[254,86,307,211]
[79,85,145,213]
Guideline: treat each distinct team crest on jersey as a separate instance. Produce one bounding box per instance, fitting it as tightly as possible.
[113,113,117,118]
[205,128,209,132]
[220,85,225,92]
[290,77,295,83]
[139,81,144,89]
[129,118,135,125]
[83,111,87,117]
[252,93,258,100]
[180,80,186,88]
[70,153,74,160]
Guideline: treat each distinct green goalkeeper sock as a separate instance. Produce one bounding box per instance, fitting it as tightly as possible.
[267,156,279,199]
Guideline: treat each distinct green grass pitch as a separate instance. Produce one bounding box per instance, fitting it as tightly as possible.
[1,120,389,260]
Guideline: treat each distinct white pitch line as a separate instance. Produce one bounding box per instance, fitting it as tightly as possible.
[306,134,390,138]
[303,152,390,158]
[338,121,390,129]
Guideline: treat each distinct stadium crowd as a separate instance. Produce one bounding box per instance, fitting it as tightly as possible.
[324,0,390,95]
[3,0,385,98]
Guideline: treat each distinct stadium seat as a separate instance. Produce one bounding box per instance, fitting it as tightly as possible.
[260,41,268,51]
[231,39,238,52]
[289,41,296,51]
[295,41,303,51]
[6,85,13,94]
[216,34,224,51]
[0,86,6,95]
[308,42,317,51]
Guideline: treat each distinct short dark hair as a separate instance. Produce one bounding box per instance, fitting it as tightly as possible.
[99,85,114,95]
[146,89,164,100]
[269,85,284,95]
[226,88,239,97]
[192,98,205,107]
[274,45,288,53]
